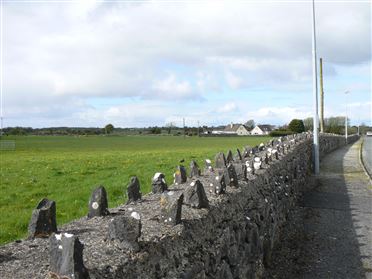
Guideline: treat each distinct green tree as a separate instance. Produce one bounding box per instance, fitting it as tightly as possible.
[244,119,255,129]
[104,124,114,134]
[303,117,313,131]
[288,119,305,133]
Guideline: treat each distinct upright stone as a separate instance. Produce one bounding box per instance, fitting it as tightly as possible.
[251,146,259,155]
[226,150,234,164]
[246,160,255,175]
[107,215,141,251]
[215,152,227,169]
[269,139,275,147]
[235,148,243,161]
[212,174,226,195]
[50,233,89,279]
[28,198,57,238]
[160,191,184,225]
[272,149,279,160]
[184,180,209,209]
[126,176,141,204]
[258,143,265,151]
[242,146,252,158]
[222,163,239,187]
[234,163,247,181]
[174,165,187,185]
[253,157,262,170]
[205,159,214,173]
[190,160,201,177]
[88,186,109,218]
[152,172,168,193]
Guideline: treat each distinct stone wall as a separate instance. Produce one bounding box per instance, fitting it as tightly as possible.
[0,133,359,279]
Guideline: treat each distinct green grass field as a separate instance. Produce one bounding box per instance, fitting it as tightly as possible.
[0,135,270,244]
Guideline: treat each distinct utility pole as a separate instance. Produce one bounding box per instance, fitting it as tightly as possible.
[0,0,3,138]
[345,91,350,143]
[319,58,325,133]
[311,0,320,175]
[183,118,185,139]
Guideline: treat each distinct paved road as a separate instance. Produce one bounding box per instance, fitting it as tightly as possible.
[301,140,372,278]
[362,136,372,177]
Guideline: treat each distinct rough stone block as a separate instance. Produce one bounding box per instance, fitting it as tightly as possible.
[152,172,168,193]
[211,174,226,195]
[258,143,265,151]
[174,165,187,185]
[222,163,239,187]
[246,160,255,175]
[28,198,57,238]
[253,157,262,170]
[204,159,214,173]
[215,152,227,169]
[190,160,201,177]
[126,176,141,204]
[242,146,252,158]
[107,214,141,251]
[49,233,89,279]
[88,186,109,218]
[234,163,247,181]
[160,191,184,225]
[226,150,234,164]
[235,148,243,161]
[184,180,209,208]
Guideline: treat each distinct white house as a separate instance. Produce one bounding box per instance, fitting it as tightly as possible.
[250,125,274,135]
[221,123,252,136]
[236,125,251,136]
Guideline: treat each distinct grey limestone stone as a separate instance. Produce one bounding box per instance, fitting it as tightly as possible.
[222,163,239,187]
[226,150,234,164]
[88,186,109,218]
[152,172,168,193]
[215,152,227,169]
[107,215,141,251]
[126,176,141,204]
[174,165,187,185]
[49,233,89,279]
[160,191,184,225]
[184,180,209,209]
[190,160,201,177]
[28,198,57,238]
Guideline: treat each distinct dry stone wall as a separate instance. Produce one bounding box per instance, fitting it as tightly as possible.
[0,133,359,279]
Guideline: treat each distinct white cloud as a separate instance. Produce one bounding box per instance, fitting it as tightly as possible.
[151,74,193,99]
[217,102,238,113]
[2,1,370,127]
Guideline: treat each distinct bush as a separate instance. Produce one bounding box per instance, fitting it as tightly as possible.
[269,130,294,137]
[288,119,305,133]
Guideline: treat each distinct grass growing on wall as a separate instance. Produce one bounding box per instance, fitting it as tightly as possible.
[0,135,270,244]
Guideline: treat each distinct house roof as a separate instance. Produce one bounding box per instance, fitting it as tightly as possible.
[257,125,274,132]
[224,124,241,132]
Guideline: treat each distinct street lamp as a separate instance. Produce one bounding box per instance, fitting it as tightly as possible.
[311,0,320,175]
[344,90,350,143]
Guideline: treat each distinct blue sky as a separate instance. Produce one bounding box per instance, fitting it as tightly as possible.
[1,0,371,128]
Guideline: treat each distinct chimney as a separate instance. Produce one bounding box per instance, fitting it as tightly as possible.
[230,122,233,128]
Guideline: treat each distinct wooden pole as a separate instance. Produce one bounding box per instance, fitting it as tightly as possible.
[319,58,325,133]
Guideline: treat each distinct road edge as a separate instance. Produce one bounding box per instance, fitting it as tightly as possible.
[359,137,372,184]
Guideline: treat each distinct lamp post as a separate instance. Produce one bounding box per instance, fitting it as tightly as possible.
[311,0,320,175]
[344,90,350,143]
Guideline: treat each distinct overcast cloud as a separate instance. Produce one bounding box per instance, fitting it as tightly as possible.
[2,0,371,127]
